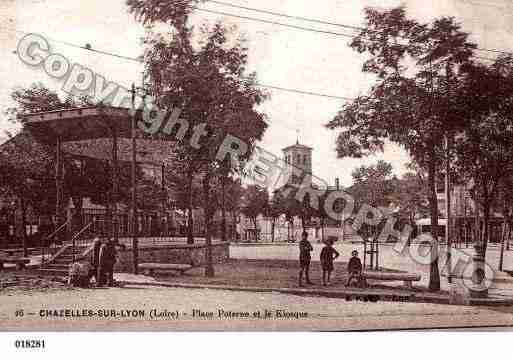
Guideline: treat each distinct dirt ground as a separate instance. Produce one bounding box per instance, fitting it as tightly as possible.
[0,272,71,294]
[0,258,436,295]
[147,258,436,293]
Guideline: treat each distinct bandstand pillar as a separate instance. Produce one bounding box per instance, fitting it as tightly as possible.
[55,136,64,241]
[111,128,119,244]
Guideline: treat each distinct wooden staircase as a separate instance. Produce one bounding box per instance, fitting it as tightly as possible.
[38,245,90,276]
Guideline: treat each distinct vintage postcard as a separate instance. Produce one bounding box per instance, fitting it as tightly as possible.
[1,0,513,344]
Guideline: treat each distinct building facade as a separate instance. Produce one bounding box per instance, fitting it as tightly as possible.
[282,141,313,186]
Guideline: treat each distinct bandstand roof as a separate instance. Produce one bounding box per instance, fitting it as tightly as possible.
[21,106,178,165]
[22,106,134,142]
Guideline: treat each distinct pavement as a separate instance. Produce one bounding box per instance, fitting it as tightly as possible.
[2,285,513,331]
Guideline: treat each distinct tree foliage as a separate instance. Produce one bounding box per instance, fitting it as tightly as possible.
[452,56,513,255]
[240,185,269,229]
[326,7,477,291]
[127,0,269,275]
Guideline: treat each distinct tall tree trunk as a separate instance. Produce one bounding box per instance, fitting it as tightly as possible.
[203,172,214,277]
[427,150,441,291]
[231,211,238,241]
[499,218,506,271]
[186,174,194,244]
[482,197,491,258]
[221,176,227,241]
[251,217,258,241]
[408,214,414,247]
[321,217,325,242]
[474,207,480,246]
[271,219,275,242]
[20,197,28,257]
[499,199,507,271]
[105,200,112,239]
[507,219,511,251]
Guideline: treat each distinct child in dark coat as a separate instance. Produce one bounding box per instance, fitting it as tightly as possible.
[346,250,363,287]
[98,239,117,287]
[320,238,339,286]
[91,237,102,285]
[298,231,314,287]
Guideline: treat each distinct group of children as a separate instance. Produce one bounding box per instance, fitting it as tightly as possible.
[298,231,363,287]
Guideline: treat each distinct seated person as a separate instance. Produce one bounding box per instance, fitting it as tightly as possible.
[68,261,93,288]
[346,250,363,287]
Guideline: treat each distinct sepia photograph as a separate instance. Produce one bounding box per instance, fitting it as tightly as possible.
[1,0,513,350]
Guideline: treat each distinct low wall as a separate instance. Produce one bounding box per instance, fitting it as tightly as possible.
[114,241,230,273]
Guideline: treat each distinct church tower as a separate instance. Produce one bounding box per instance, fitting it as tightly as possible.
[282,140,312,186]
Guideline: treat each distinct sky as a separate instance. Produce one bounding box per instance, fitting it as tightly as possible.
[1,0,513,187]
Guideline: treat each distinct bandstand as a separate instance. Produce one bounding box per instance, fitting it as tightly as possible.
[21,105,231,275]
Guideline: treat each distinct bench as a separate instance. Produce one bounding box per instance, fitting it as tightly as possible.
[138,263,194,276]
[362,271,421,289]
[1,249,29,257]
[0,256,31,270]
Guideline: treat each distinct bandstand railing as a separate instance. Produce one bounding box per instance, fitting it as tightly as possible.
[70,222,93,262]
[40,219,69,265]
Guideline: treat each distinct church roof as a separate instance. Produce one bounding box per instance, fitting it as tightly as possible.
[282,142,312,152]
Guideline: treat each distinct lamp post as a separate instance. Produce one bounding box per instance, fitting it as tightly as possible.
[130,83,139,274]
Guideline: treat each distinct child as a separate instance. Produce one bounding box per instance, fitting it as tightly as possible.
[346,250,363,287]
[320,238,339,286]
[90,237,102,285]
[68,261,93,288]
[98,239,117,287]
[298,231,314,287]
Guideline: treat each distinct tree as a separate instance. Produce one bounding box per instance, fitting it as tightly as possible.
[167,163,203,242]
[215,176,243,241]
[128,0,268,276]
[453,56,513,259]
[272,185,304,241]
[348,160,396,241]
[350,160,394,209]
[6,83,92,121]
[240,185,269,232]
[1,84,74,254]
[394,172,430,241]
[0,131,54,255]
[497,171,513,271]
[326,7,476,291]
[2,83,141,243]
[265,193,284,242]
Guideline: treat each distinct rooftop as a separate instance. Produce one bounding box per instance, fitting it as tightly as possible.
[282,140,312,152]
[18,106,178,164]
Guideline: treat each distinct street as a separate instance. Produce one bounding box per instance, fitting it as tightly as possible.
[1,286,513,331]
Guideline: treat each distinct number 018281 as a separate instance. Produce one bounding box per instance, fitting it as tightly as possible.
[14,340,45,349]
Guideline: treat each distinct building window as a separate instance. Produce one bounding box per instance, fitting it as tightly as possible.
[303,155,307,165]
